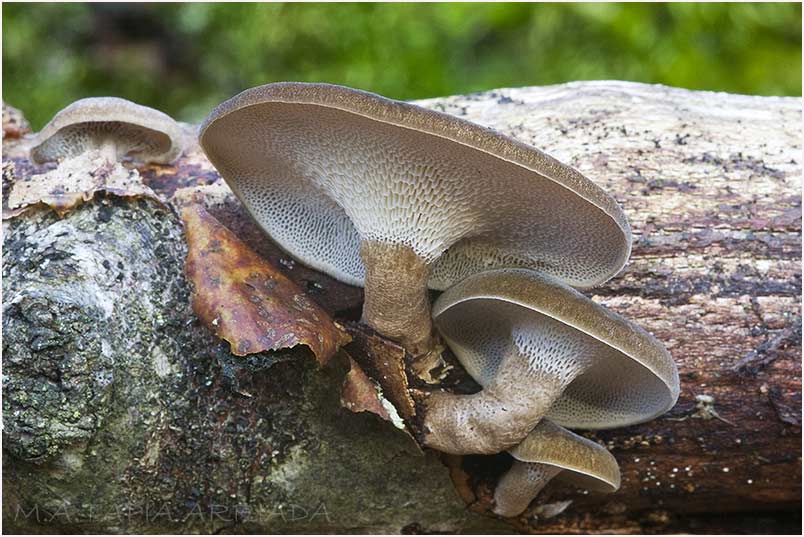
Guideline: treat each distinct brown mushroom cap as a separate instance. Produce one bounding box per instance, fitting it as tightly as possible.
[509,419,620,492]
[199,82,631,291]
[30,97,184,165]
[432,268,679,430]
[492,419,619,517]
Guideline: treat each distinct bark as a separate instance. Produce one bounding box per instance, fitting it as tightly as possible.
[2,81,801,534]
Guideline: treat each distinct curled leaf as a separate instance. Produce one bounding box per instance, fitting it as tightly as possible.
[174,181,364,317]
[341,358,393,422]
[344,322,416,422]
[182,202,350,364]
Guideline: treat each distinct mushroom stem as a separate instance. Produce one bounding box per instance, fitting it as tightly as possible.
[98,138,118,163]
[422,353,565,454]
[493,461,562,517]
[359,240,434,358]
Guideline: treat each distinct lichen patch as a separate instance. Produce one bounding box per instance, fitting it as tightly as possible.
[4,151,162,219]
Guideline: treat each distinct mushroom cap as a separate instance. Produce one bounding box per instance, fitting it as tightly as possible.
[30,97,184,165]
[199,82,631,290]
[432,268,680,429]
[510,419,620,493]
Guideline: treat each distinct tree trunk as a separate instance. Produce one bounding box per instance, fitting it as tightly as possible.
[2,81,801,534]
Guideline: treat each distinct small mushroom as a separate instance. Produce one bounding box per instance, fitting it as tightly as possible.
[424,268,679,454]
[30,97,184,165]
[199,82,630,362]
[493,419,620,518]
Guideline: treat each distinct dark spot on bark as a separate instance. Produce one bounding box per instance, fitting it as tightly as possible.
[767,386,801,428]
[733,318,802,375]
[305,279,324,295]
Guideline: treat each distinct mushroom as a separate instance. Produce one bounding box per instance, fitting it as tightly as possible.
[424,268,679,454]
[492,419,620,518]
[199,82,631,362]
[30,97,184,165]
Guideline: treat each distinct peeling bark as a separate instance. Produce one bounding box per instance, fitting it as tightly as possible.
[2,82,801,534]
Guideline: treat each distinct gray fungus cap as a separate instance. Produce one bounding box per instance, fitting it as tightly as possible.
[432,268,680,429]
[199,82,631,290]
[510,419,620,492]
[30,97,184,165]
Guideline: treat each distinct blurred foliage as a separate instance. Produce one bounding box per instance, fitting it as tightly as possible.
[3,2,801,128]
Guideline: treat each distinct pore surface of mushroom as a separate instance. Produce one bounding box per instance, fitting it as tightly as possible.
[423,268,679,454]
[493,419,620,518]
[199,82,631,357]
[30,97,184,165]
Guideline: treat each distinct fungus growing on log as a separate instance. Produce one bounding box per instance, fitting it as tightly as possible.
[423,268,679,454]
[30,97,184,165]
[198,82,631,366]
[493,419,620,518]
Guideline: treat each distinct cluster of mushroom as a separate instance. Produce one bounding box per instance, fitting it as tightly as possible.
[28,83,679,518]
[198,83,680,517]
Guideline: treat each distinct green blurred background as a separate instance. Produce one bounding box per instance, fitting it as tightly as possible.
[3,2,801,128]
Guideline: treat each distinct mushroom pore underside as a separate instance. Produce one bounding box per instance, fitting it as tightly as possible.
[200,98,631,362]
[491,418,621,517]
[201,101,629,292]
[493,462,563,518]
[31,121,174,164]
[422,297,673,455]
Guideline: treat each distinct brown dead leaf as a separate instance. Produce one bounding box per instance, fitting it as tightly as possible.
[344,322,416,422]
[3,152,162,219]
[340,354,420,446]
[182,202,350,364]
[340,358,392,421]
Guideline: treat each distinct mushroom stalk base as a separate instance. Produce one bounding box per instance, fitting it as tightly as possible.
[359,240,434,359]
[422,354,564,454]
[99,139,118,163]
[493,461,562,517]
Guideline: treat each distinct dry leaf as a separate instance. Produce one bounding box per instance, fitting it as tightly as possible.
[182,202,350,364]
[173,181,364,317]
[3,152,161,219]
[340,357,393,421]
[344,322,416,422]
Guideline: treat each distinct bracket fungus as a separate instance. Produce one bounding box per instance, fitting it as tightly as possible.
[492,419,620,518]
[199,82,631,363]
[424,268,679,454]
[29,97,184,165]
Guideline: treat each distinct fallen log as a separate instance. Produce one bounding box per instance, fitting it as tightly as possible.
[2,81,801,534]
